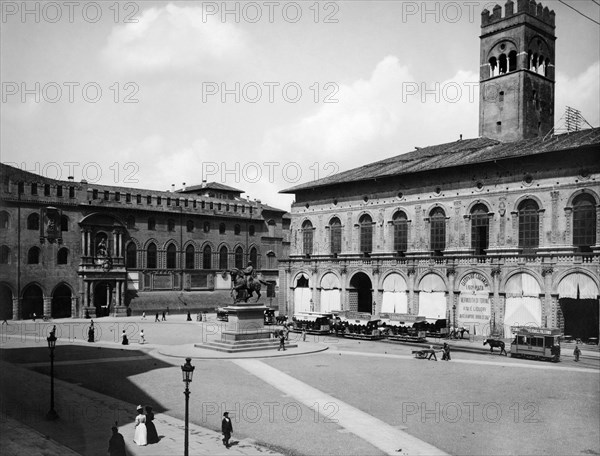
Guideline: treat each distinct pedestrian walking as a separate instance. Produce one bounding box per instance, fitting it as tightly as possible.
[278,330,286,351]
[107,422,127,456]
[88,320,95,343]
[285,324,290,341]
[121,330,129,345]
[187,311,192,321]
[155,312,159,322]
[222,412,233,448]
[162,311,166,321]
[142,312,146,320]
[574,344,581,362]
[427,345,437,361]
[442,343,451,361]
[139,329,145,344]
[145,406,159,444]
[32,312,36,321]
[302,328,307,342]
[133,406,147,446]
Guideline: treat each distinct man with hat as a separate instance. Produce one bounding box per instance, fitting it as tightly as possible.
[243,261,254,289]
[222,411,233,448]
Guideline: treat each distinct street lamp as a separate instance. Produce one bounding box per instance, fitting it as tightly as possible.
[181,357,195,456]
[46,326,58,420]
[452,304,457,338]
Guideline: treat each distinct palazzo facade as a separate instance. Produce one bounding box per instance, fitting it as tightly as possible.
[0,166,290,320]
[279,0,600,340]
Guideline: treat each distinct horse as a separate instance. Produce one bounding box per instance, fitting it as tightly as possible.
[229,268,267,303]
[484,338,508,356]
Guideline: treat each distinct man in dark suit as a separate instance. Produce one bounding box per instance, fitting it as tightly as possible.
[222,411,233,448]
[107,423,127,456]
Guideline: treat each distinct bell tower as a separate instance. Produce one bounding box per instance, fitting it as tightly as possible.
[479,0,555,142]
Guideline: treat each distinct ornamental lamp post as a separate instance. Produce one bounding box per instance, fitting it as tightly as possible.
[181,357,195,456]
[452,304,457,338]
[46,326,58,420]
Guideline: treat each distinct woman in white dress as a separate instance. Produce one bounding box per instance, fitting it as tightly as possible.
[133,405,147,446]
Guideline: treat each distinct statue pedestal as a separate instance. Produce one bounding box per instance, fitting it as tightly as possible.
[199,304,297,353]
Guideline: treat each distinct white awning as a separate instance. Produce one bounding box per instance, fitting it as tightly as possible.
[382,273,407,292]
[505,273,541,298]
[419,274,446,292]
[320,272,340,290]
[557,273,599,299]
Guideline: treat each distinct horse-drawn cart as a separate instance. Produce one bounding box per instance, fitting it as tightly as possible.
[412,348,438,360]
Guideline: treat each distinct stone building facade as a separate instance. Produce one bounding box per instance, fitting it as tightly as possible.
[0,166,290,320]
[279,1,600,340]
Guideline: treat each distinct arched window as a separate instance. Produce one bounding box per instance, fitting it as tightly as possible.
[267,252,276,269]
[301,220,313,256]
[147,243,157,268]
[219,223,226,234]
[28,246,40,264]
[126,243,137,268]
[359,214,373,254]
[57,247,68,265]
[430,207,446,254]
[219,246,228,270]
[203,245,212,269]
[234,224,241,235]
[185,245,195,269]
[60,215,69,231]
[27,213,39,230]
[518,199,539,252]
[235,247,244,269]
[148,218,156,231]
[471,204,489,255]
[249,247,258,268]
[392,211,408,254]
[187,220,194,232]
[499,54,507,74]
[166,244,177,269]
[167,219,176,232]
[329,217,342,255]
[0,211,9,229]
[125,216,135,229]
[267,219,276,237]
[573,193,596,252]
[489,57,498,77]
[508,50,517,72]
[0,245,10,264]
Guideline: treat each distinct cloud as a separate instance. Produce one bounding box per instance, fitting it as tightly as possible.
[102,3,247,74]
[261,56,479,176]
[556,62,600,128]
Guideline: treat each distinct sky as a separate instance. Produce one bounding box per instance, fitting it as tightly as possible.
[1,0,599,210]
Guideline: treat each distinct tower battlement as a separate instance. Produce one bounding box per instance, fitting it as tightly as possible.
[481,0,555,28]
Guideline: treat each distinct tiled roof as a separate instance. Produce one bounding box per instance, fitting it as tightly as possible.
[280,128,600,193]
[176,182,244,193]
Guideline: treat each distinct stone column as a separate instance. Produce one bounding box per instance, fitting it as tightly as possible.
[446,268,456,320]
[564,207,573,247]
[510,211,518,248]
[372,264,380,316]
[43,297,52,318]
[491,267,501,334]
[542,267,553,327]
[81,230,86,256]
[71,296,78,318]
[538,209,546,249]
[341,265,347,311]
[408,268,416,314]
[12,297,20,320]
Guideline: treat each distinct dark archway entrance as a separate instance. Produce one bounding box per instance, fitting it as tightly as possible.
[22,284,43,319]
[94,282,113,317]
[52,284,72,318]
[349,272,373,314]
[0,284,13,320]
[559,298,599,341]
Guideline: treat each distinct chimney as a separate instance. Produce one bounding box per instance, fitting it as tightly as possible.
[68,176,74,181]
[182,182,186,191]
[171,184,175,192]
[201,180,207,188]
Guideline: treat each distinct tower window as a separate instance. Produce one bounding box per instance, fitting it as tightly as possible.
[499,91,504,102]
[508,51,517,72]
[499,54,507,74]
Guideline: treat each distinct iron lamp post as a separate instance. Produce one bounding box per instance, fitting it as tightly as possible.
[452,304,457,338]
[181,357,195,456]
[46,327,58,420]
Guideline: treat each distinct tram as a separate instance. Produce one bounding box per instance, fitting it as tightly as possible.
[510,326,561,362]
[291,312,334,334]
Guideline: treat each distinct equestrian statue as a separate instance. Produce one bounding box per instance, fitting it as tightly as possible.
[229,262,268,303]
